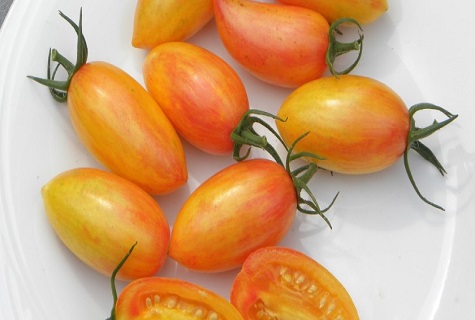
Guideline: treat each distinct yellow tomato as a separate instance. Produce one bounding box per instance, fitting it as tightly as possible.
[279,0,388,25]
[42,168,170,280]
[132,0,214,49]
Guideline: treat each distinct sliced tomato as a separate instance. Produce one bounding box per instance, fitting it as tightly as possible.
[115,277,243,319]
[230,246,359,319]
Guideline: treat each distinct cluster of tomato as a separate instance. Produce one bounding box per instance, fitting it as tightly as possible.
[29,0,458,319]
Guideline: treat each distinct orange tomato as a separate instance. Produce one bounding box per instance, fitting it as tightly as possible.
[169,159,297,272]
[143,42,249,155]
[230,246,359,319]
[213,0,363,88]
[276,75,410,174]
[41,168,170,280]
[214,0,330,88]
[29,11,187,195]
[115,277,243,319]
[279,0,388,25]
[276,75,458,210]
[68,61,187,194]
[132,0,214,49]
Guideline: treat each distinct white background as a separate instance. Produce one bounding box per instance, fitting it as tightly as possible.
[1,0,475,319]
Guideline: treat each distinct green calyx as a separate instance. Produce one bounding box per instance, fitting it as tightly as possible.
[325,17,364,77]
[106,242,137,320]
[404,103,458,211]
[27,9,88,102]
[231,109,338,228]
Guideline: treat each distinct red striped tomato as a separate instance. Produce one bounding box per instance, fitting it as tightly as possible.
[169,159,298,272]
[143,42,249,155]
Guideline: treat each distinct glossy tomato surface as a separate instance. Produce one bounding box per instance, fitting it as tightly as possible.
[41,168,170,280]
[115,277,243,319]
[67,61,187,195]
[231,246,359,319]
[132,0,214,49]
[143,42,249,155]
[278,0,388,25]
[213,0,330,88]
[276,75,410,174]
[169,159,297,272]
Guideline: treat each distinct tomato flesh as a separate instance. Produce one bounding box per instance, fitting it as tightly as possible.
[231,246,359,319]
[115,277,243,319]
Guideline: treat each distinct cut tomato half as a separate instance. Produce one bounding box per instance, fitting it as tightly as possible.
[115,277,243,319]
[230,246,359,319]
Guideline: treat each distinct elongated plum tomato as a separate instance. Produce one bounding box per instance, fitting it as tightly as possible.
[41,168,170,280]
[230,246,359,319]
[277,75,410,174]
[115,277,243,319]
[279,0,388,25]
[276,75,458,210]
[143,42,249,155]
[132,0,214,49]
[169,159,297,272]
[213,0,363,88]
[28,11,187,195]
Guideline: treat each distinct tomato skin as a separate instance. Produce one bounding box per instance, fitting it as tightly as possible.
[67,61,187,195]
[132,0,214,49]
[143,42,250,155]
[41,168,170,280]
[213,0,330,88]
[279,0,388,25]
[169,159,297,272]
[231,246,359,319]
[115,277,243,319]
[276,75,410,174]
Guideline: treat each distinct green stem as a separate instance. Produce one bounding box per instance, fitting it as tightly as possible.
[106,242,137,320]
[27,8,88,102]
[326,17,364,76]
[404,103,458,211]
[231,110,338,228]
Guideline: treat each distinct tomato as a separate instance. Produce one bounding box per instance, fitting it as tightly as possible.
[277,75,409,175]
[213,0,363,88]
[132,0,214,49]
[169,159,298,272]
[114,277,243,319]
[41,168,170,280]
[230,246,359,319]
[143,42,249,155]
[29,10,187,195]
[276,75,458,210]
[278,0,388,25]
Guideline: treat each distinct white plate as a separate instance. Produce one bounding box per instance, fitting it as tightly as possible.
[1,0,475,319]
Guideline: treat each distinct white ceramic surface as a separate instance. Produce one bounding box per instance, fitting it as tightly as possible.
[1,0,474,319]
